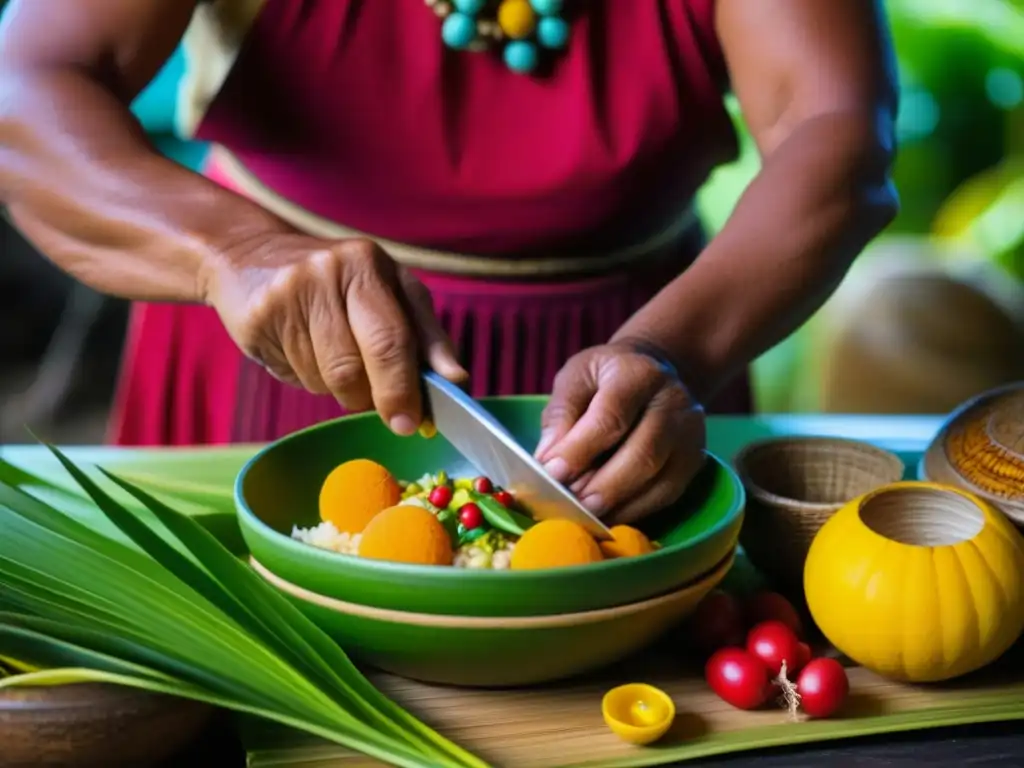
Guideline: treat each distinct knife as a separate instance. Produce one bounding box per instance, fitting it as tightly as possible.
[421,371,613,540]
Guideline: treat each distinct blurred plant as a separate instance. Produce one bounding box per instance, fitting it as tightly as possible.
[932,159,1024,282]
[885,0,1024,232]
[695,0,1024,411]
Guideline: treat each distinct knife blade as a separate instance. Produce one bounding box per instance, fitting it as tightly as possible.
[421,372,613,539]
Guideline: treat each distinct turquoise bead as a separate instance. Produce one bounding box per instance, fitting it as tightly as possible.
[442,13,478,50]
[453,0,486,15]
[537,16,569,49]
[504,40,539,73]
[529,0,564,15]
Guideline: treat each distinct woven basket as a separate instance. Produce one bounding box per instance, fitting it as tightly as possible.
[735,437,905,592]
[921,382,1024,527]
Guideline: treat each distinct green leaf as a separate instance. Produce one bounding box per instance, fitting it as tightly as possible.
[0,445,488,768]
[0,449,248,555]
[470,491,535,536]
[95,466,475,766]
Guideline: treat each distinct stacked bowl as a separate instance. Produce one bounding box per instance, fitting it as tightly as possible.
[235,397,744,687]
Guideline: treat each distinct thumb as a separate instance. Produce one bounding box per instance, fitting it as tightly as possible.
[398,270,468,383]
[536,359,596,463]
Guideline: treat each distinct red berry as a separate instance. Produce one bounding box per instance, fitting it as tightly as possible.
[472,476,494,493]
[796,658,849,718]
[745,591,804,639]
[796,642,812,670]
[689,590,746,654]
[492,490,515,507]
[458,503,484,529]
[746,620,803,677]
[705,648,773,710]
[428,486,453,508]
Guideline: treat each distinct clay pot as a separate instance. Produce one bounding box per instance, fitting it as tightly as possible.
[0,683,212,767]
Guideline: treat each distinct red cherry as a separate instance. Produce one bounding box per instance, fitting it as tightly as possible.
[746,620,803,677]
[428,486,453,508]
[688,590,746,654]
[492,490,515,507]
[744,591,804,639]
[796,658,849,718]
[796,642,812,670]
[472,477,494,493]
[458,503,484,529]
[705,648,773,710]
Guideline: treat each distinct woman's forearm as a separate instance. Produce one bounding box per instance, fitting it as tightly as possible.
[614,113,898,402]
[0,69,289,303]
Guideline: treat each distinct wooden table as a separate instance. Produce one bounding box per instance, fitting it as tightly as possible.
[12,413,1024,766]
[164,711,1024,767]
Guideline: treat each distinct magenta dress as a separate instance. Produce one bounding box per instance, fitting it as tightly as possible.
[109,0,746,446]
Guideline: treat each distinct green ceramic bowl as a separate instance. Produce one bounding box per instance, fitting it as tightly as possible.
[250,553,734,687]
[236,397,744,617]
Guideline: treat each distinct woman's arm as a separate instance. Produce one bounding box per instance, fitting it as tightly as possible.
[0,0,288,303]
[0,0,464,430]
[612,0,899,402]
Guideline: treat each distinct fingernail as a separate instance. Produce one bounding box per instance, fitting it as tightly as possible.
[581,494,605,515]
[543,457,570,484]
[445,363,469,382]
[535,429,556,458]
[389,414,418,436]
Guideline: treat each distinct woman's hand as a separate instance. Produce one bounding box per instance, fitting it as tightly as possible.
[534,342,706,524]
[203,233,468,434]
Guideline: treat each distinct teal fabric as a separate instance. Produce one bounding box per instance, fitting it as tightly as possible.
[130,47,210,172]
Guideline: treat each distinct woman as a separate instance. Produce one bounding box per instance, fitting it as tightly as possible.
[0,0,898,524]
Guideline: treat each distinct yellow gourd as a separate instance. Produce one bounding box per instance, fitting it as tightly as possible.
[804,481,1024,683]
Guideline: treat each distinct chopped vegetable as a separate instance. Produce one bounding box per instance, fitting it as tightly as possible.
[457,503,484,530]
[492,490,515,508]
[471,492,535,537]
[301,465,655,570]
[428,486,454,508]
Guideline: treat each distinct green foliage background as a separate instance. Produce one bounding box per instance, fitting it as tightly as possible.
[695,0,1024,412]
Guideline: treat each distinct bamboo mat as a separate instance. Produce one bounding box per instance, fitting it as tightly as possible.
[243,643,1024,768]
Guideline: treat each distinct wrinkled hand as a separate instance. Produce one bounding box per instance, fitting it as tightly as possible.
[535,342,705,524]
[203,233,467,434]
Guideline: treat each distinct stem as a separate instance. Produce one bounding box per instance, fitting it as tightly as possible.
[775,660,802,721]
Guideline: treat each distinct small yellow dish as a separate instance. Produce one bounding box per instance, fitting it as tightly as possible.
[601,683,675,745]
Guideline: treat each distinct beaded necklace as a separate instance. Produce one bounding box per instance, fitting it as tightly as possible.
[425,0,571,75]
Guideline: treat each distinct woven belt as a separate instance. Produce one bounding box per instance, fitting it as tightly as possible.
[209,145,699,279]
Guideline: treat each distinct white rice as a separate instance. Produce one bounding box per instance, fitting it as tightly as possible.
[292,514,517,570]
[453,542,515,570]
[290,521,362,555]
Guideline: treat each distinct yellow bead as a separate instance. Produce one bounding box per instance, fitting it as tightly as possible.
[497,0,537,40]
